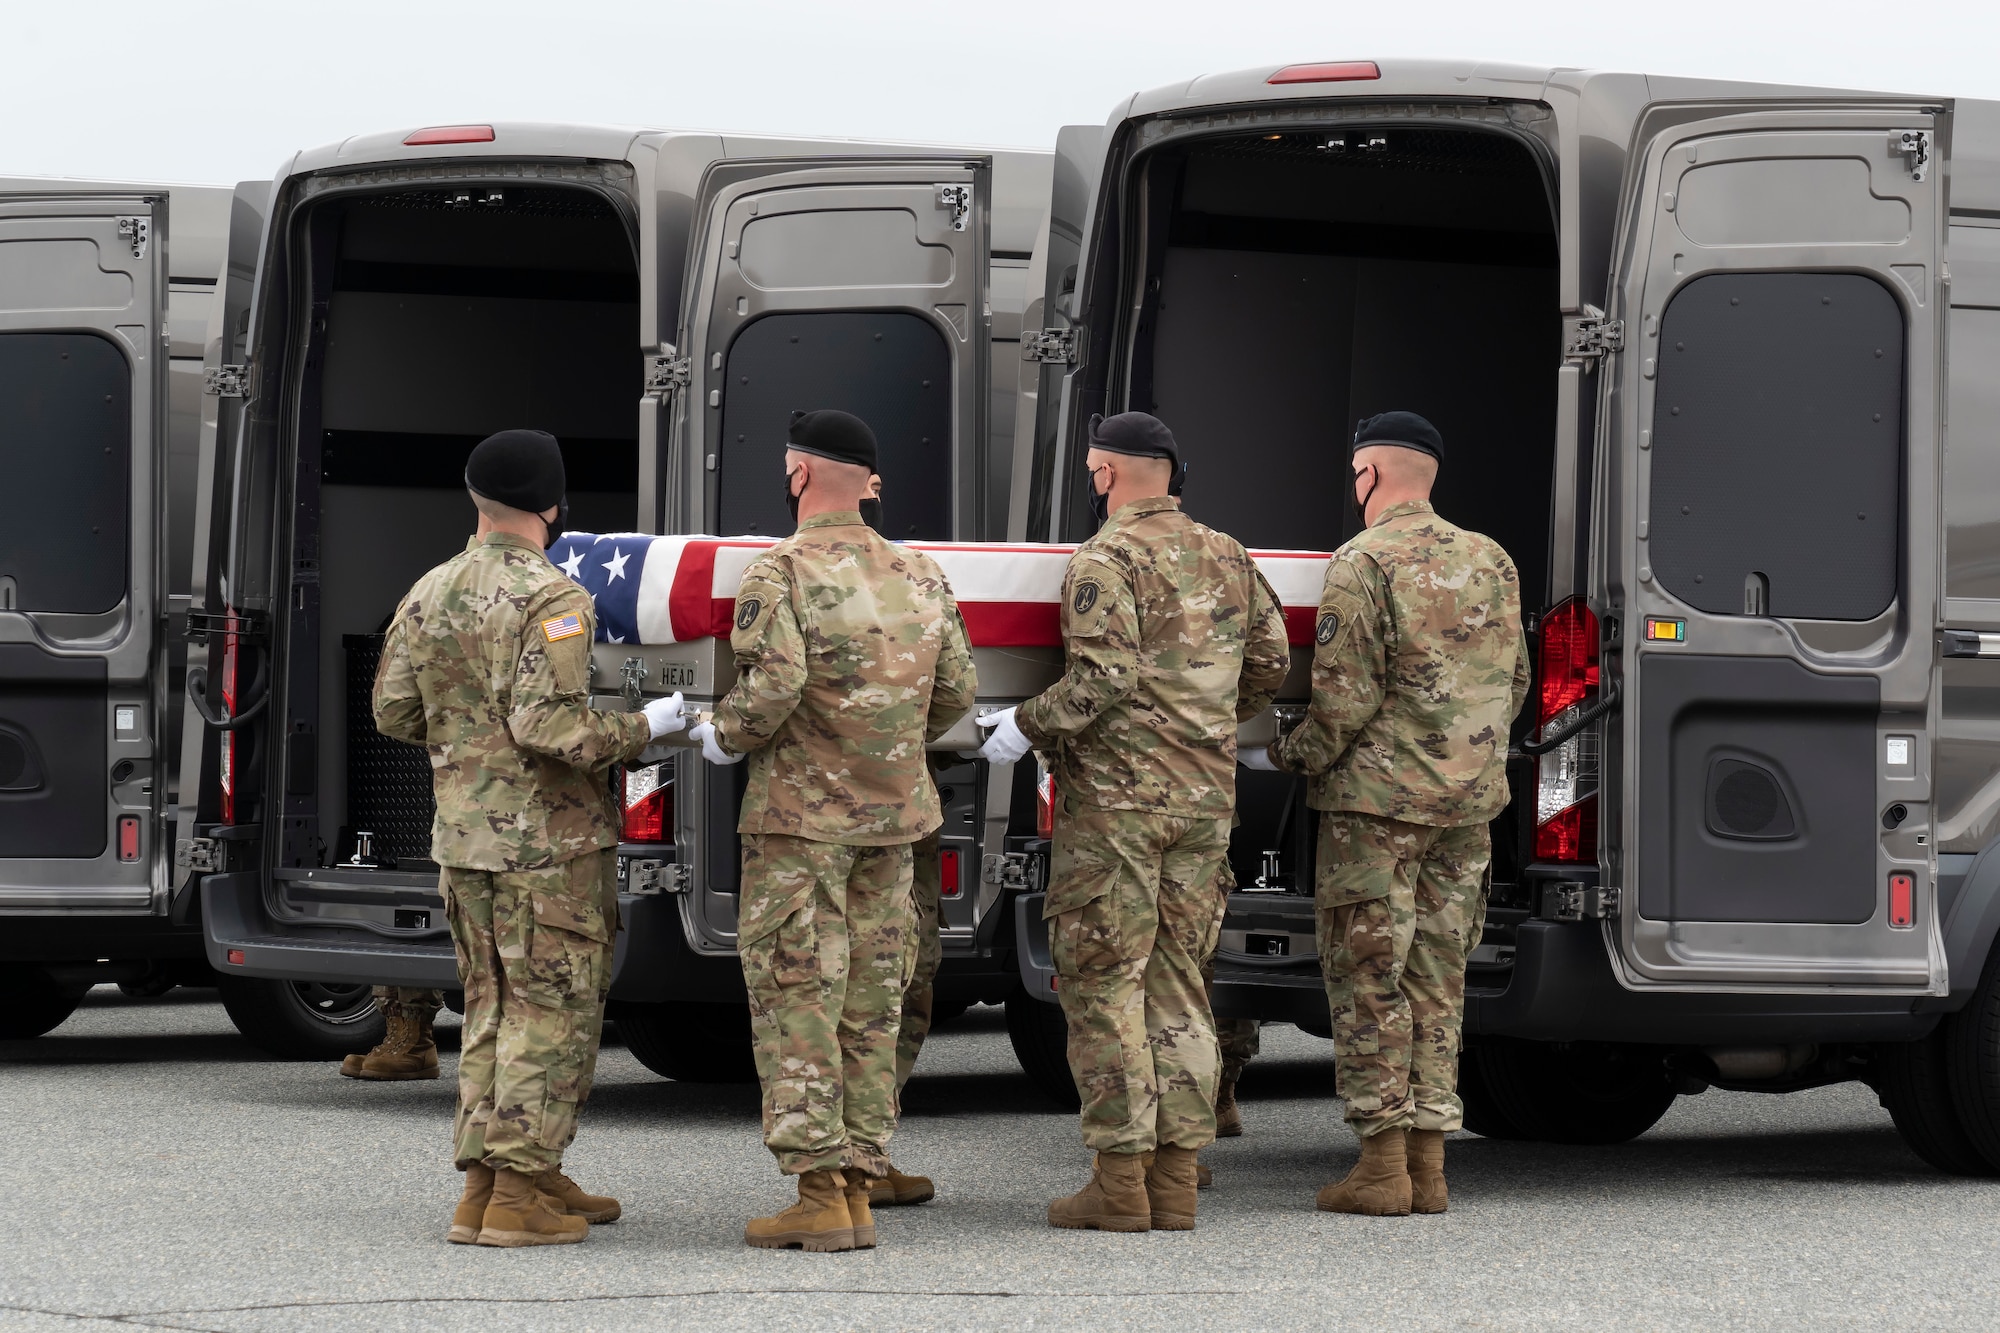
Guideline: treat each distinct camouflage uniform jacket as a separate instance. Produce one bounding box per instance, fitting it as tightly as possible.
[710,511,977,845]
[373,531,654,871]
[1269,500,1530,826]
[1015,495,1291,818]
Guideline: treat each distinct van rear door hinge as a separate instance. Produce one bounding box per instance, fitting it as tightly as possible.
[1548,883,1621,921]
[204,364,250,397]
[982,851,1044,891]
[117,216,150,259]
[1562,312,1623,366]
[1890,129,1932,182]
[934,183,972,232]
[627,860,690,895]
[646,353,691,394]
[175,838,221,873]
[1022,328,1078,365]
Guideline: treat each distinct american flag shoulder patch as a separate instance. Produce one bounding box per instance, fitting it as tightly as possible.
[541,614,585,643]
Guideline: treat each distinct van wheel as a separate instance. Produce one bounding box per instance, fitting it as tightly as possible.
[1877,1030,1996,1175]
[1472,1038,1678,1145]
[0,967,90,1039]
[616,1002,757,1083]
[1005,986,1080,1110]
[1457,1041,1528,1139]
[216,976,384,1059]
[1945,938,2000,1170]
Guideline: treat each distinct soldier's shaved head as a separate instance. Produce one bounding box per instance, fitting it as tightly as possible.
[1351,444,1439,494]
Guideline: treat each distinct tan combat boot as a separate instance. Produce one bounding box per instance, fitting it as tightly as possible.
[1407,1129,1448,1214]
[447,1163,495,1244]
[1214,1077,1243,1138]
[477,1167,589,1246]
[1314,1127,1413,1217]
[744,1169,857,1252]
[1196,1161,1213,1190]
[1047,1151,1151,1232]
[338,1053,365,1078]
[867,1164,935,1207]
[536,1167,621,1223]
[356,1014,440,1081]
[842,1172,878,1249]
[1145,1145,1200,1231]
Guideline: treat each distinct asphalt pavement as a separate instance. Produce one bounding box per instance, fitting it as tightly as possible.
[1,986,1995,1332]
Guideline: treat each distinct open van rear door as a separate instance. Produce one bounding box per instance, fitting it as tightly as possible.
[1597,104,1946,992]
[0,191,167,911]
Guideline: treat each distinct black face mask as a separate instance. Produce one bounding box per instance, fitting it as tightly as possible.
[1087,466,1111,527]
[543,496,570,550]
[859,497,883,531]
[1351,465,1377,528]
[782,467,803,526]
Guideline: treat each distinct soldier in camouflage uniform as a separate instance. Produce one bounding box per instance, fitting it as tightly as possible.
[980,411,1290,1233]
[339,986,444,1080]
[1198,851,1260,1138]
[686,409,976,1253]
[373,430,687,1248]
[1253,411,1529,1218]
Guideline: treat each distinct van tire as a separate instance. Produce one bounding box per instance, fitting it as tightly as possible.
[1945,939,2000,1170]
[216,976,384,1060]
[1472,1038,1678,1145]
[1877,1031,1996,1176]
[0,967,90,1039]
[1005,985,1081,1110]
[1457,1041,1528,1139]
[616,1002,757,1083]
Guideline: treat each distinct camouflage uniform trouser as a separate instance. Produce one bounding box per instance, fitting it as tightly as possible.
[443,849,617,1174]
[1197,853,1261,1085]
[371,986,443,1022]
[738,833,916,1178]
[1315,812,1489,1137]
[894,829,942,1093]
[1046,796,1231,1154]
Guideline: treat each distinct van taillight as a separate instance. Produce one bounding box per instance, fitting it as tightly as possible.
[118,816,141,863]
[403,124,495,145]
[1036,764,1056,841]
[1268,61,1381,84]
[940,847,962,899]
[219,631,238,825]
[621,762,671,843]
[1533,596,1601,864]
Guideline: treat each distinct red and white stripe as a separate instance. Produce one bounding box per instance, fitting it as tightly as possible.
[633,537,1332,647]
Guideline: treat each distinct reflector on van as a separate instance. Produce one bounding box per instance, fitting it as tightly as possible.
[403,125,495,146]
[1267,61,1381,85]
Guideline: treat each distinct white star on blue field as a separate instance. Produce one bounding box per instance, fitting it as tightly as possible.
[548,533,651,645]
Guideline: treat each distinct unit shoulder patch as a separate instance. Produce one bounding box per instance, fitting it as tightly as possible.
[736,598,763,632]
[1316,612,1340,645]
[1073,581,1101,615]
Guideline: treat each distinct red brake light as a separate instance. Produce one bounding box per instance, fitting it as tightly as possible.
[403,124,495,146]
[621,763,671,843]
[1268,61,1381,85]
[939,848,962,899]
[226,949,246,966]
[1537,596,1601,726]
[1534,796,1598,863]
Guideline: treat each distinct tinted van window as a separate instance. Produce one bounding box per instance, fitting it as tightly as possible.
[0,332,129,613]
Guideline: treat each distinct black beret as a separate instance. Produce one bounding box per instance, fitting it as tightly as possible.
[1352,411,1443,464]
[787,409,878,471]
[464,429,565,512]
[1087,411,1178,463]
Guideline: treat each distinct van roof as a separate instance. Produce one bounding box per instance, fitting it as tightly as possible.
[1119,58,1944,121]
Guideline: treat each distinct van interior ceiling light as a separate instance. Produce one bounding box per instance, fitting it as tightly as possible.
[402,124,496,146]
[1534,596,1601,864]
[1267,61,1382,85]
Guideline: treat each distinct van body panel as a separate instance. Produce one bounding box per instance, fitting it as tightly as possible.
[1602,105,1946,993]
[0,182,226,918]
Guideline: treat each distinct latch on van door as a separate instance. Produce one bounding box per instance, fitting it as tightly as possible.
[1021,328,1079,364]
[983,851,1044,891]
[1547,883,1621,921]
[934,184,972,232]
[1562,309,1624,367]
[203,364,250,398]
[1889,130,1932,182]
[626,860,691,895]
[116,216,150,259]
[645,353,691,393]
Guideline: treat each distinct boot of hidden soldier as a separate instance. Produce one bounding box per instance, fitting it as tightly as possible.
[1315,1127,1413,1217]
[1048,1151,1152,1232]
[477,1166,589,1246]
[1406,1128,1448,1214]
[1145,1145,1200,1231]
[744,1169,859,1252]
[868,1165,935,1207]
[356,1011,440,1081]
[536,1167,621,1223]
[1213,1075,1243,1137]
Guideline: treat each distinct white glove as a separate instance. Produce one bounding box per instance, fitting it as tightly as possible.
[1238,744,1280,772]
[688,720,743,766]
[643,691,687,739]
[976,707,1032,765]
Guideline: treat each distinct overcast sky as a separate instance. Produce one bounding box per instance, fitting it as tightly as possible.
[4,0,1998,185]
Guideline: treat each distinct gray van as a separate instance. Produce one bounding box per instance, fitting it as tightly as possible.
[1001,58,2000,1173]
[0,176,255,1036]
[177,124,1053,1066]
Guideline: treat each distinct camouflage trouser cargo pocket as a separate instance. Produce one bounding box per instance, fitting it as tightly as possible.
[514,881,612,1011]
